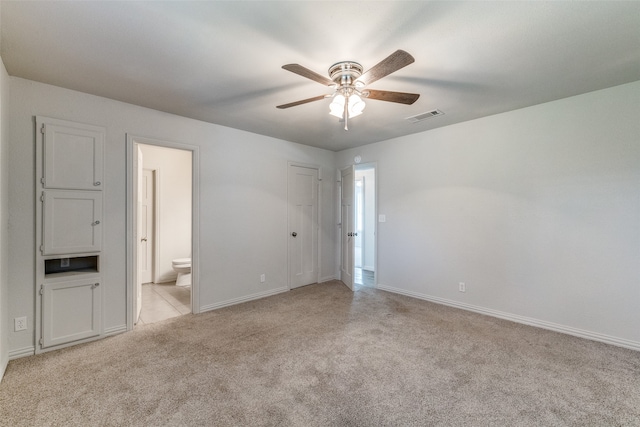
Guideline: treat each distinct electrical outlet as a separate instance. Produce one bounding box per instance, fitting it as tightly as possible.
[14,317,27,331]
[459,282,466,293]
[260,274,266,283]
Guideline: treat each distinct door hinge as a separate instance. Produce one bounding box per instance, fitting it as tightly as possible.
[40,192,45,202]
[39,285,44,296]
[40,124,46,135]
[39,245,44,254]
[39,338,43,346]
[40,177,46,185]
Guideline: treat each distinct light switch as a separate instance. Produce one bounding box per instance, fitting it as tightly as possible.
[378,214,386,223]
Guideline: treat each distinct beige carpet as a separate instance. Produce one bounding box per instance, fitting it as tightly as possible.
[1,281,639,426]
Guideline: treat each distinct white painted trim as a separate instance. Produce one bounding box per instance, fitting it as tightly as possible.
[8,346,35,360]
[200,287,289,313]
[377,284,640,352]
[103,324,127,336]
[126,134,201,333]
[319,275,337,283]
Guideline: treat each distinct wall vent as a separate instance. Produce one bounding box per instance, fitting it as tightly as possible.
[406,109,444,123]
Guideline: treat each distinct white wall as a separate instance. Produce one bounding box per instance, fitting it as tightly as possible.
[338,81,640,349]
[0,55,10,377]
[139,144,192,283]
[7,77,336,356]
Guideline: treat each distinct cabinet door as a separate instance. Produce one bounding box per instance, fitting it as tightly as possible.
[43,122,104,190]
[43,190,103,255]
[41,279,101,348]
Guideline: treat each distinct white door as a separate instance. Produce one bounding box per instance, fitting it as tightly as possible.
[139,170,154,284]
[288,165,319,288]
[135,147,143,323]
[341,166,355,290]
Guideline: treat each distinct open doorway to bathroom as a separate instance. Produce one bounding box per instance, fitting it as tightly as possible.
[354,165,376,287]
[135,144,192,325]
[127,135,199,331]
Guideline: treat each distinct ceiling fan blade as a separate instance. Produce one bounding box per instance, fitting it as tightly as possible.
[282,64,334,86]
[276,95,328,109]
[356,50,415,86]
[364,89,420,105]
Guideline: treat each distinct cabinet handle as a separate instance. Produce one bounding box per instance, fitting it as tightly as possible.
[92,220,101,226]
[94,181,101,186]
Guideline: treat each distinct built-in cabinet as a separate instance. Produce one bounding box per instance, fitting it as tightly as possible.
[35,117,105,353]
[42,190,103,255]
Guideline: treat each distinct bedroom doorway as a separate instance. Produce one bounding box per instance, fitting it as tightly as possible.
[135,144,192,325]
[354,165,376,287]
[126,135,200,331]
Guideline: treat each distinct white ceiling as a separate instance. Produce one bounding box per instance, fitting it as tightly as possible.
[1,1,639,151]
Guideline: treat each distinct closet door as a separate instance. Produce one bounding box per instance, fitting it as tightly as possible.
[42,190,103,255]
[42,122,104,190]
[41,279,101,348]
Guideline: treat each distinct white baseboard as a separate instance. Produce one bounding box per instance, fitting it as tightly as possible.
[0,360,6,382]
[377,284,640,352]
[104,325,127,336]
[319,275,337,283]
[8,346,35,360]
[199,286,289,313]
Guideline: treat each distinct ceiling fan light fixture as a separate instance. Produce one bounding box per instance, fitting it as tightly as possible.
[329,94,346,118]
[349,94,366,116]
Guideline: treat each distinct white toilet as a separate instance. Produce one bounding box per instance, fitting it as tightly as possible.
[172,258,191,287]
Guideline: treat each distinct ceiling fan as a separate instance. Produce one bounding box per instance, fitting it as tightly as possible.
[277,50,420,130]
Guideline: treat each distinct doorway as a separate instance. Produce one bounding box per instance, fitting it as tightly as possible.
[354,166,375,287]
[136,144,192,325]
[126,135,200,331]
[341,163,376,290]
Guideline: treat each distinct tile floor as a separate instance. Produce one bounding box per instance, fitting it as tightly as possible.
[137,282,191,326]
[354,268,375,287]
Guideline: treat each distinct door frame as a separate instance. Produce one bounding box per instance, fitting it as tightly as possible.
[287,161,322,290]
[126,135,200,331]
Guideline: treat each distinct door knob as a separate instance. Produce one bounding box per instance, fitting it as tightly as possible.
[291,232,297,237]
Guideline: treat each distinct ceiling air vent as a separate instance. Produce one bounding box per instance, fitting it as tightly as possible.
[406,109,444,123]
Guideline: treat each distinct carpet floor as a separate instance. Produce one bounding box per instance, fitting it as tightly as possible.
[1,281,639,426]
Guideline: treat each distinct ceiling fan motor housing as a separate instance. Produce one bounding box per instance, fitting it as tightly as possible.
[329,61,363,90]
